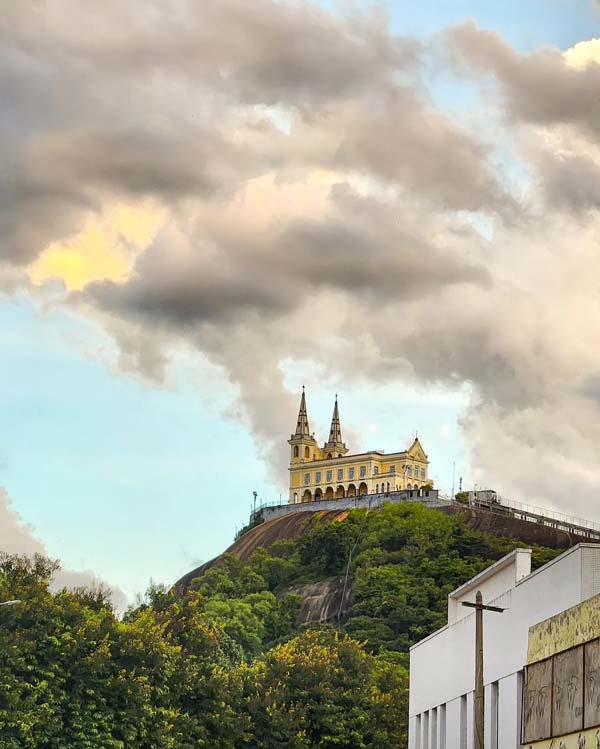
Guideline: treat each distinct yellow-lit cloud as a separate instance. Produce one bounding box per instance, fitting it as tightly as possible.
[564,38,600,69]
[29,201,166,291]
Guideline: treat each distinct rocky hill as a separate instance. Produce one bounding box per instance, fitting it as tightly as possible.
[176,500,589,597]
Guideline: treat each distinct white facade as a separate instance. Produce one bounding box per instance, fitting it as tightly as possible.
[409,544,600,749]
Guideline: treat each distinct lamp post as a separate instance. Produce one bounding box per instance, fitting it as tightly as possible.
[461,591,505,749]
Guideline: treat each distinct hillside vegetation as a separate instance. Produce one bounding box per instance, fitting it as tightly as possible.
[0,504,559,748]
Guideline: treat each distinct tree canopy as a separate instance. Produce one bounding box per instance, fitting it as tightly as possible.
[0,503,559,747]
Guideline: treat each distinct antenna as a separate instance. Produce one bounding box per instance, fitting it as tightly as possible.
[451,461,456,499]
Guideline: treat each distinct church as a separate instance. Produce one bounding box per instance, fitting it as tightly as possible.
[288,389,430,504]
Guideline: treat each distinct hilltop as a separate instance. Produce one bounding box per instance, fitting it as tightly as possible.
[0,502,571,748]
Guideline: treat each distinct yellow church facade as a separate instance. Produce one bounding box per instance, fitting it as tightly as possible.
[288,389,430,504]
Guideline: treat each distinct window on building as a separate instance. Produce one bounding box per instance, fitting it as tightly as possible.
[293,446,299,458]
[327,453,332,459]
[326,470,332,482]
[360,466,366,478]
[376,484,379,493]
[431,707,437,749]
[305,446,310,458]
[349,467,355,479]
[390,465,396,473]
[304,473,310,485]
[459,695,467,749]
[407,466,412,475]
[421,468,426,478]
[423,711,430,749]
[490,682,498,749]
[373,466,379,475]
[337,468,343,481]
[315,471,321,483]
[439,704,446,749]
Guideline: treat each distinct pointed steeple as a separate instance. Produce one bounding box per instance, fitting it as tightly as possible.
[293,386,310,437]
[328,395,342,445]
[324,394,348,455]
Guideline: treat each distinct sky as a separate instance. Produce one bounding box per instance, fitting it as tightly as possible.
[2,0,600,604]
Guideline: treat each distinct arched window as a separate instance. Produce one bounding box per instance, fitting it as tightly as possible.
[293,446,299,458]
[376,484,379,494]
[305,446,310,458]
[327,453,332,459]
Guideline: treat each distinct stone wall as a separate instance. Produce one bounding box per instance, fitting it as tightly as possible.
[259,488,447,522]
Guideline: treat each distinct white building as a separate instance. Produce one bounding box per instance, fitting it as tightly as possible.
[409,543,600,749]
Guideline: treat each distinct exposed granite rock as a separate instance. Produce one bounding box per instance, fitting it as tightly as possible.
[288,577,353,625]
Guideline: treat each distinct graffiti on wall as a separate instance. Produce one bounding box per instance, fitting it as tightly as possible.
[553,646,584,736]
[524,658,553,742]
[524,725,600,749]
[523,643,593,742]
[528,594,600,665]
[586,640,600,728]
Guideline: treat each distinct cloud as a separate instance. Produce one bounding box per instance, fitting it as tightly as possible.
[0,487,128,612]
[4,1,600,520]
[446,22,600,137]
[29,201,166,290]
[564,38,600,69]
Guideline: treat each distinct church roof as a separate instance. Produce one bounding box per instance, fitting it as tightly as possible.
[407,436,428,461]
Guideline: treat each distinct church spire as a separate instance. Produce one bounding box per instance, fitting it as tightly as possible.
[324,394,347,455]
[293,386,310,437]
[327,394,342,445]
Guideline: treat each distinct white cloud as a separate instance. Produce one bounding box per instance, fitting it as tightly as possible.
[564,38,600,69]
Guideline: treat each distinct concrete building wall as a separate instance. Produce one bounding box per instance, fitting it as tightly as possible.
[409,545,600,749]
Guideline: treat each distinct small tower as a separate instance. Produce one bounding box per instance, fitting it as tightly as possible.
[288,387,317,464]
[323,395,348,459]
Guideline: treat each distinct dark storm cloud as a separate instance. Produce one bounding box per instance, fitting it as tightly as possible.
[7,0,600,513]
[2,0,419,109]
[329,89,513,214]
[0,0,510,266]
[84,184,490,328]
[535,152,600,212]
[447,22,600,138]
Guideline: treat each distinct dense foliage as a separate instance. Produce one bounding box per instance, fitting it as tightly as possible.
[0,503,559,747]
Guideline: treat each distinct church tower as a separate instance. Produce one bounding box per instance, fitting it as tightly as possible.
[323,396,348,458]
[288,387,318,465]
[287,389,430,504]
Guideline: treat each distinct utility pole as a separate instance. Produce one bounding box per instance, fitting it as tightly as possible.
[461,591,505,749]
